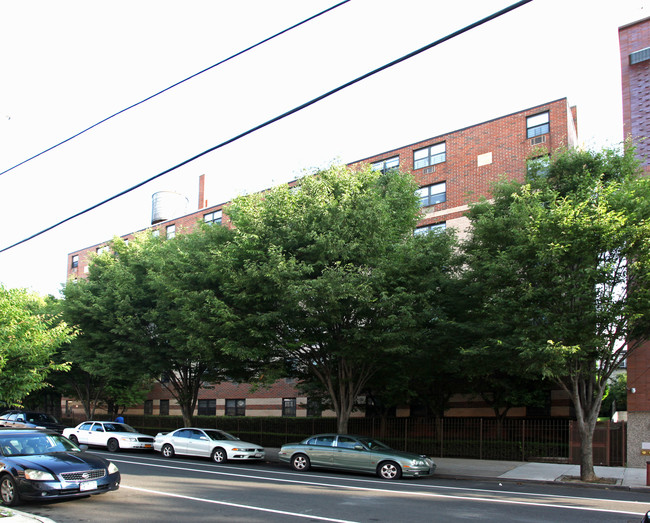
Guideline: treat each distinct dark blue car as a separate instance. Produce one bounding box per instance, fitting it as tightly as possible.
[0,429,120,506]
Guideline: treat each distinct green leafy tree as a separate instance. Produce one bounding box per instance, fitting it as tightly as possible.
[0,286,73,406]
[61,242,157,419]
[363,228,464,434]
[141,225,253,426]
[222,164,439,433]
[462,145,650,481]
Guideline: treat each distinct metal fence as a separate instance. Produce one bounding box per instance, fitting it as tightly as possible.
[77,414,625,465]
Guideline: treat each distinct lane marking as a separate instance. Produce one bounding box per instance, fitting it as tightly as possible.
[101,451,647,506]
[111,457,646,516]
[121,485,357,522]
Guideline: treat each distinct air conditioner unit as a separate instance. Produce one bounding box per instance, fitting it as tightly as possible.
[424,166,434,174]
[530,135,547,145]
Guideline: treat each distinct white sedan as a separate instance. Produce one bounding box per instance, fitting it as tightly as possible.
[154,427,265,463]
[62,421,154,452]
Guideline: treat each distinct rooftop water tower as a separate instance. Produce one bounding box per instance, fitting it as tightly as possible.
[151,191,189,225]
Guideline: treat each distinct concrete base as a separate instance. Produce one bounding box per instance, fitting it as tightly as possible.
[627,411,650,468]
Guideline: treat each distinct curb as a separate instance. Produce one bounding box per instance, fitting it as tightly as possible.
[434,472,650,493]
[0,508,55,523]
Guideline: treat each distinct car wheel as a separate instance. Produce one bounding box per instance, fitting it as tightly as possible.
[377,461,402,480]
[0,475,20,506]
[162,444,175,458]
[107,438,120,452]
[291,453,310,472]
[69,435,79,444]
[211,447,227,463]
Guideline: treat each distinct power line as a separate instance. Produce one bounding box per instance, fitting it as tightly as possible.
[0,0,533,255]
[0,0,351,178]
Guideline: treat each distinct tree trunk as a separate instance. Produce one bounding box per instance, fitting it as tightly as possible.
[577,421,596,482]
[564,375,605,482]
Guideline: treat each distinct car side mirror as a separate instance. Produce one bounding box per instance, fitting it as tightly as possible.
[17,417,25,422]
[200,436,208,440]
[353,444,364,451]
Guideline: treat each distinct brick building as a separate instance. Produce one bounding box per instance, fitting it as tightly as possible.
[66,98,578,420]
[619,16,650,467]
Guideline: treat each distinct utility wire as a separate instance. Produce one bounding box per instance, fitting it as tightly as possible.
[0,0,533,254]
[0,0,351,178]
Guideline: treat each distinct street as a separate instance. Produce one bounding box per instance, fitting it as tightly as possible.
[17,450,650,522]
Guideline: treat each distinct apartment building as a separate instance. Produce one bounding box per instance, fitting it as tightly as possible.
[618,16,650,467]
[66,98,578,419]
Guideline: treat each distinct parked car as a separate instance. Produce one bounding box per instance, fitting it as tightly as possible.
[154,427,265,463]
[0,428,120,506]
[0,411,65,433]
[62,421,154,452]
[278,433,436,480]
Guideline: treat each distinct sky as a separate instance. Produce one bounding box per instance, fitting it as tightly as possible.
[0,0,647,297]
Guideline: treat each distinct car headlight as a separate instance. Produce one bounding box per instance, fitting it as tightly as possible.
[107,462,119,474]
[120,437,138,442]
[24,469,56,481]
[411,459,426,467]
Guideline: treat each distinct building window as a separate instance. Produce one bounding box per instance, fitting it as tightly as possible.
[527,155,550,178]
[225,399,246,416]
[159,399,169,416]
[144,400,153,415]
[166,224,176,239]
[71,255,79,268]
[96,245,109,255]
[282,398,297,417]
[370,156,399,173]
[204,210,222,225]
[526,112,549,138]
[306,399,322,417]
[197,399,216,416]
[414,142,446,169]
[416,182,446,207]
[152,229,160,238]
[415,222,446,236]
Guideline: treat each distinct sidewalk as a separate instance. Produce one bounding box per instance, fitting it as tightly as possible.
[0,508,54,523]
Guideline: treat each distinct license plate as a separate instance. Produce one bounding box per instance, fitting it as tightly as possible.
[80,480,97,492]
[254,453,263,458]
[144,444,152,448]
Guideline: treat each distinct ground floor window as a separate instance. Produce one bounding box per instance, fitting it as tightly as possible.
[282,398,297,417]
[225,399,246,416]
[144,400,153,415]
[159,399,169,416]
[198,399,216,416]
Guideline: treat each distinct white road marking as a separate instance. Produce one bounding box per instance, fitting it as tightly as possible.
[121,484,358,522]
[110,456,648,517]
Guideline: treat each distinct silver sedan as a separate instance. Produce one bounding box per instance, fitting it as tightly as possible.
[154,427,265,463]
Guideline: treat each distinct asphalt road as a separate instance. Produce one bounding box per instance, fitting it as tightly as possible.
[17,450,650,522]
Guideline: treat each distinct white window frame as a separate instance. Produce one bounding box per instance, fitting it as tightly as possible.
[204,210,222,225]
[416,182,446,207]
[526,112,549,138]
[414,143,446,169]
[370,156,399,173]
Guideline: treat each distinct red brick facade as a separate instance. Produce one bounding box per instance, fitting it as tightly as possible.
[66,99,578,419]
[619,16,650,176]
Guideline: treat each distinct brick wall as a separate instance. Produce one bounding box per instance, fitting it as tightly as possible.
[619,17,650,175]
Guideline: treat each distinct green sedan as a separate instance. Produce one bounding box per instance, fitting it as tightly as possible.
[278,433,435,480]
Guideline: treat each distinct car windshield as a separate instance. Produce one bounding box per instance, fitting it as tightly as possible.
[26,413,58,424]
[356,437,392,450]
[0,434,80,456]
[103,423,136,433]
[204,430,238,441]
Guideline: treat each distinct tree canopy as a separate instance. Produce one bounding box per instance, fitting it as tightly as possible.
[462,145,650,480]
[221,164,452,432]
[0,286,73,406]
